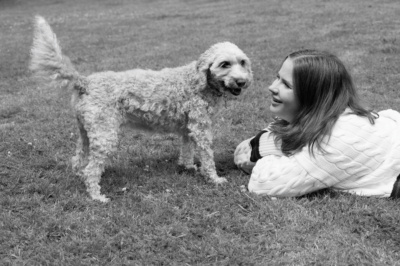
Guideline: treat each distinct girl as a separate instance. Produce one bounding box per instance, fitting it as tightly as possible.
[234,49,400,198]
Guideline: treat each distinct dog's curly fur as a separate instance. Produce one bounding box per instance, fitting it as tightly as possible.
[30,16,253,202]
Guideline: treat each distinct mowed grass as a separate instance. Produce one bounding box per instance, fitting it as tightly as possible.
[1,0,400,264]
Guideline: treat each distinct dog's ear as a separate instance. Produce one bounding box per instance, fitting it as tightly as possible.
[196,46,217,90]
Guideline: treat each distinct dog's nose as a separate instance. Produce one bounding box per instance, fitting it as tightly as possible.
[236,80,246,88]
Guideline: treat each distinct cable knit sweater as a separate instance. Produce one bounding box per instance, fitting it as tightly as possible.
[235,109,400,197]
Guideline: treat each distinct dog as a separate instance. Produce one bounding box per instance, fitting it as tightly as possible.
[29,16,253,202]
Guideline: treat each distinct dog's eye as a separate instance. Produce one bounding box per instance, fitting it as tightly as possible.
[219,61,231,68]
[240,60,246,66]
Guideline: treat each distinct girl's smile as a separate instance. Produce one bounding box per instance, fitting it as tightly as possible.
[268,58,299,123]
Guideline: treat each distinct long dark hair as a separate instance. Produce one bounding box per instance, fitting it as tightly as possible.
[270,49,376,155]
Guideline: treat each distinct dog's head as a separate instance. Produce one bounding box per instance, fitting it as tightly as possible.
[196,42,253,97]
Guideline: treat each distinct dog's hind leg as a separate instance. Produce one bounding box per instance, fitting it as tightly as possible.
[71,117,89,175]
[81,118,122,202]
[178,134,197,171]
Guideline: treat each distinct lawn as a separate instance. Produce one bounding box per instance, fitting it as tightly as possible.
[1,0,400,265]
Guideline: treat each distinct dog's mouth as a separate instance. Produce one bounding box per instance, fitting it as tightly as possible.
[219,81,242,96]
[229,88,242,96]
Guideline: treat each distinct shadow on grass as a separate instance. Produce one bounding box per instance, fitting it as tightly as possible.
[297,188,342,200]
[214,152,238,176]
[96,150,243,201]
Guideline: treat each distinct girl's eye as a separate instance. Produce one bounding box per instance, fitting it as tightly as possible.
[276,75,292,89]
[282,82,290,89]
[219,61,231,68]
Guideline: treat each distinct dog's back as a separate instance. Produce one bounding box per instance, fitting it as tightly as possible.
[75,63,200,133]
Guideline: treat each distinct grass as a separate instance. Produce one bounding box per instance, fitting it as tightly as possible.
[1,0,400,264]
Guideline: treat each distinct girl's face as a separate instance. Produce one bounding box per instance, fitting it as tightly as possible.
[268,58,300,123]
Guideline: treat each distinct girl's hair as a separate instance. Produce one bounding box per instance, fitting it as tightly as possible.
[270,49,376,155]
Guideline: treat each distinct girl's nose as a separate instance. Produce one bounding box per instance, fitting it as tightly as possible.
[268,79,278,93]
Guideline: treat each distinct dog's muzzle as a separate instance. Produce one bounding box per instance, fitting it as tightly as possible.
[227,79,248,96]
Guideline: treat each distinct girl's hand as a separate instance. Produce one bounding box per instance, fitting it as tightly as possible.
[234,138,256,175]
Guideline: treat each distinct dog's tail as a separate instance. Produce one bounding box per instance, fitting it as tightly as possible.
[30,16,86,93]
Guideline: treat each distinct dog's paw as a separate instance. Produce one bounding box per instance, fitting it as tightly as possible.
[185,164,198,171]
[213,177,227,184]
[91,194,110,203]
[177,164,198,174]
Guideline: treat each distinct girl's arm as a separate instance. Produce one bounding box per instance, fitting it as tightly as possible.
[234,130,283,174]
[248,154,335,197]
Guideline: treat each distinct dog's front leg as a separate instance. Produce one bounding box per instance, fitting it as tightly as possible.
[187,122,227,184]
[178,134,197,171]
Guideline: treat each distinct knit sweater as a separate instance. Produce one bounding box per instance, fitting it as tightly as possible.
[245,109,400,197]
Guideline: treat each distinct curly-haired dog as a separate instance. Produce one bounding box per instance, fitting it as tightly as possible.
[30,16,253,202]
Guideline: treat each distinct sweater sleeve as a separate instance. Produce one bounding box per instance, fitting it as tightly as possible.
[250,131,284,161]
[248,149,348,197]
[248,152,340,197]
[258,131,284,157]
